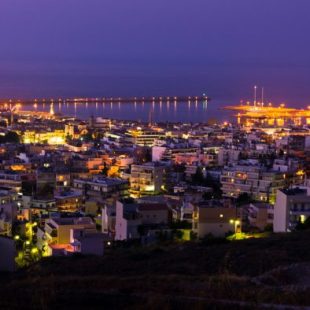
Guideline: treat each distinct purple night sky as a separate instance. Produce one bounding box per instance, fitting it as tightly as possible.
[0,0,310,105]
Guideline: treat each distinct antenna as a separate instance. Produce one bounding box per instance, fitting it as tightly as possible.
[261,87,264,107]
[254,85,257,106]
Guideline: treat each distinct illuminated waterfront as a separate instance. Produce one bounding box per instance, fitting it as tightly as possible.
[18,99,230,123]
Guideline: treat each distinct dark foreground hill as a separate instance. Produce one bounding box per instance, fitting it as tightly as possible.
[1,232,310,309]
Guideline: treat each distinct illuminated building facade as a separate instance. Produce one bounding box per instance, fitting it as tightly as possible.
[73,176,129,203]
[130,163,165,198]
[126,128,165,146]
[225,103,310,127]
[221,164,304,203]
[22,129,65,145]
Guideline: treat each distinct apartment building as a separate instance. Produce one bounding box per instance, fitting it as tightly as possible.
[274,188,310,232]
[73,176,129,203]
[37,216,96,256]
[221,164,302,203]
[0,171,23,192]
[126,129,165,146]
[192,200,238,238]
[247,202,274,230]
[54,190,83,213]
[115,200,171,241]
[130,163,165,198]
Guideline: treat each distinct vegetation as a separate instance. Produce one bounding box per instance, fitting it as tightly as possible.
[236,192,253,206]
[101,162,109,176]
[0,131,20,144]
[295,217,310,231]
[1,231,310,309]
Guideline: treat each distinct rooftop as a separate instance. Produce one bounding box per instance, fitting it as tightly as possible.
[76,176,128,186]
[52,217,94,226]
[138,203,168,211]
[281,187,308,196]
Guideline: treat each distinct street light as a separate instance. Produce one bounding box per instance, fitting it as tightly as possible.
[229,219,241,237]
[31,248,38,255]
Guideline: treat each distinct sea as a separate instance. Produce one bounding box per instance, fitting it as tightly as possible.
[22,99,233,123]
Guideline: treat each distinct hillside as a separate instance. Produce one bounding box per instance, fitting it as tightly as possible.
[1,232,310,309]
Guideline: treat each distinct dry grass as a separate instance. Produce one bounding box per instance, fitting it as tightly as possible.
[1,231,310,309]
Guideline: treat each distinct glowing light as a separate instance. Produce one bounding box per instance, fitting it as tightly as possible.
[31,248,39,254]
[296,170,305,176]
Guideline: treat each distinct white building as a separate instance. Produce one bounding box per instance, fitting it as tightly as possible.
[115,201,141,241]
[274,188,310,232]
[101,204,116,234]
[152,146,167,162]
[115,200,170,241]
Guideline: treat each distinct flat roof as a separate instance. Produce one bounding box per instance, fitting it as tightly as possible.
[280,188,308,196]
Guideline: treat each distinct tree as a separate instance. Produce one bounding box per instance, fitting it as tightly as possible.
[0,131,20,144]
[236,192,252,206]
[191,166,204,185]
[101,162,109,176]
[137,225,148,237]
[81,132,93,142]
[295,217,310,231]
[144,147,152,162]
[173,229,184,241]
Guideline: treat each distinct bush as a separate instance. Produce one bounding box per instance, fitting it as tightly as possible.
[201,233,230,246]
[170,220,192,229]
[190,230,197,241]
[172,229,184,241]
